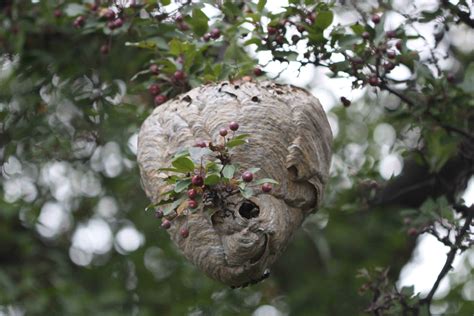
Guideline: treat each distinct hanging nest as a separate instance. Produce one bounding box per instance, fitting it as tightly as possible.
[137,80,332,287]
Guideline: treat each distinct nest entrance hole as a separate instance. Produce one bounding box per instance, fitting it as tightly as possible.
[239,201,260,219]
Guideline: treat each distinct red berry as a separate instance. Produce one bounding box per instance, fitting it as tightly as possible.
[155,209,164,218]
[188,200,198,209]
[368,75,380,86]
[54,9,62,18]
[73,16,85,28]
[180,227,189,238]
[161,219,171,229]
[253,67,263,76]
[383,61,395,71]
[178,22,189,31]
[371,14,381,24]
[362,32,370,40]
[203,33,211,42]
[387,50,396,59]
[192,175,204,186]
[395,40,402,51]
[100,44,109,55]
[210,28,221,39]
[262,183,272,193]
[149,64,159,75]
[113,18,123,28]
[194,141,207,148]
[154,95,167,106]
[229,121,239,131]
[187,189,198,199]
[219,128,228,137]
[267,26,277,35]
[103,9,115,21]
[107,21,117,29]
[242,171,253,182]
[275,35,284,45]
[173,70,186,81]
[386,30,397,38]
[340,97,351,107]
[149,83,161,95]
[175,14,184,23]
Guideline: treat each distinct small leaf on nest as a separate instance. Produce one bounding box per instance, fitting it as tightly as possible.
[173,149,190,158]
[205,174,221,185]
[163,197,185,215]
[233,133,251,140]
[189,147,213,162]
[172,157,195,172]
[222,165,236,179]
[247,167,261,174]
[240,187,254,199]
[226,139,246,148]
[254,178,279,185]
[174,179,192,192]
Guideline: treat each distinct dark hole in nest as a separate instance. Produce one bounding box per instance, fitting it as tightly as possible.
[239,201,259,219]
[251,96,260,102]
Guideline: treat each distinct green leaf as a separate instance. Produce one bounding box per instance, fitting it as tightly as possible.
[189,9,209,37]
[247,167,261,174]
[351,23,365,36]
[401,285,415,297]
[240,187,254,199]
[174,179,191,193]
[169,39,184,56]
[254,178,279,185]
[160,0,171,5]
[226,138,246,148]
[257,0,267,11]
[189,147,213,163]
[222,165,236,179]
[172,157,195,172]
[234,133,251,140]
[314,11,333,30]
[144,203,155,212]
[173,149,190,158]
[244,38,261,46]
[205,174,220,185]
[163,197,185,215]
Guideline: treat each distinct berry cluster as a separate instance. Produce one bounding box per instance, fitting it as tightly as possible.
[339,15,405,107]
[148,122,278,238]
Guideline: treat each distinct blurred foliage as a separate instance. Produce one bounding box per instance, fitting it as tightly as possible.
[0,0,473,315]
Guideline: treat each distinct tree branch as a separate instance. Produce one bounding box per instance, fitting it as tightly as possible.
[443,2,474,28]
[421,207,473,310]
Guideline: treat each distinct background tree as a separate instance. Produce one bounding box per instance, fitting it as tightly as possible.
[0,0,472,315]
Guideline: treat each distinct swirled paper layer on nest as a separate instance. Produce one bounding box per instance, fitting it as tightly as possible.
[137,80,332,287]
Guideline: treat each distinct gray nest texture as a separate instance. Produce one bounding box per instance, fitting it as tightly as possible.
[137,80,332,287]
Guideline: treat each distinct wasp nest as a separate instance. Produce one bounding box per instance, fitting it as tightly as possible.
[137,80,332,287]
